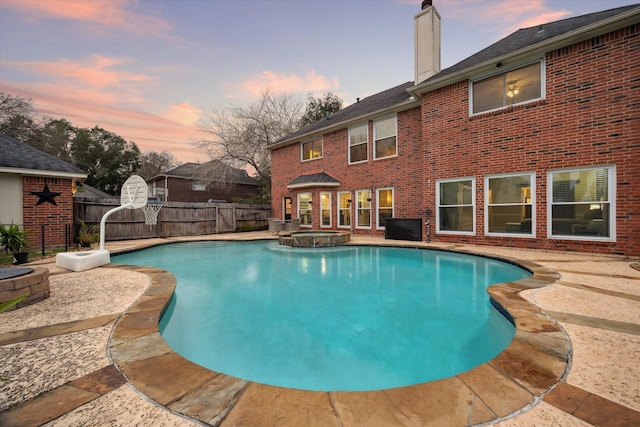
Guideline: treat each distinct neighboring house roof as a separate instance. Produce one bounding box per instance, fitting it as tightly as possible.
[288,172,341,189]
[0,133,87,179]
[73,184,117,199]
[272,4,639,148]
[272,82,418,148]
[148,160,258,186]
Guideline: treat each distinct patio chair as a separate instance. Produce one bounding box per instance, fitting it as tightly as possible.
[283,218,300,231]
[268,218,283,234]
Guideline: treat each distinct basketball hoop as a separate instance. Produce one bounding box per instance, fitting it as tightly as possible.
[142,203,162,226]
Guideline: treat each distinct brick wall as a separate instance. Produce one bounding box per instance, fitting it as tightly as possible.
[22,176,75,249]
[270,24,639,256]
[422,24,639,255]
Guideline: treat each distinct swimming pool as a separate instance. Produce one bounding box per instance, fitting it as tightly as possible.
[114,241,531,391]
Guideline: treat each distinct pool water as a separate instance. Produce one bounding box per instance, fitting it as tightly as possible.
[114,241,531,391]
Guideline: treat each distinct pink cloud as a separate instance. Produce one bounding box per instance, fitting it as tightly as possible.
[1,0,173,38]
[2,82,204,163]
[229,69,340,99]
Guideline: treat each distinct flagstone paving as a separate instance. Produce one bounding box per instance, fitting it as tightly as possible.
[0,232,638,426]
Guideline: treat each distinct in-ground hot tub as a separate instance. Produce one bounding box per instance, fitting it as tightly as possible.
[278,230,351,247]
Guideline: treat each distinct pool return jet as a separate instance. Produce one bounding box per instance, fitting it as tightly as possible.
[56,175,148,272]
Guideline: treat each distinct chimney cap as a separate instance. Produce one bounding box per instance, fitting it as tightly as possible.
[421,0,433,10]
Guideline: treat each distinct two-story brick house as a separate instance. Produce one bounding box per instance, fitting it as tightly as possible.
[269,2,640,256]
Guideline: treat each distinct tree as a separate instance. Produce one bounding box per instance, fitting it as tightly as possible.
[136,150,178,180]
[197,90,303,201]
[71,126,141,194]
[299,92,343,127]
[0,92,40,143]
[30,119,76,163]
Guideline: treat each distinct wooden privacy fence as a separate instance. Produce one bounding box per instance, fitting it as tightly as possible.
[74,198,272,241]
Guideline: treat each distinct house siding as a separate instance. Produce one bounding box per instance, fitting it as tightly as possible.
[150,176,258,203]
[270,22,639,256]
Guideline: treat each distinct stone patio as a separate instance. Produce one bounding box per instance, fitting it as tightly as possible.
[0,232,638,426]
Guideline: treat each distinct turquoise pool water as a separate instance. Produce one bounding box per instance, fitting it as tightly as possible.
[114,241,530,391]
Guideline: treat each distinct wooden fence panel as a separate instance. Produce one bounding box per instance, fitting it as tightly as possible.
[74,198,271,241]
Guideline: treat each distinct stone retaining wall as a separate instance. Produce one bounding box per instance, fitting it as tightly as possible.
[0,269,50,311]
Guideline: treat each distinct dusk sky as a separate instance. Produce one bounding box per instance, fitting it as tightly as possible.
[1,0,638,164]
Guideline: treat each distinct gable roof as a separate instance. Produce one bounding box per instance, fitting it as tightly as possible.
[271,82,418,148]
[271,4,639,150]
[0,133,87,178]
[412,3,640,93]
[150,160,258,186]
[288,172,341,189]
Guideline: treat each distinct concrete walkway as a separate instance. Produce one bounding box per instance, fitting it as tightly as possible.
[0,232,638,426]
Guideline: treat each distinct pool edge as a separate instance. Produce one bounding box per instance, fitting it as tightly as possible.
[107,240,568,426]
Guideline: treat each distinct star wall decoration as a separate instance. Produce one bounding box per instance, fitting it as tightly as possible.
[30,184,62,206]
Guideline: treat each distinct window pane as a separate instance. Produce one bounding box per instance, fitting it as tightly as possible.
[378,189,392,208]
[488,206,532,233]
[374,117,395,139]
[440,180,472,205]
[298,193,312,225]
[439,206,474,231]
[506,62,541,104]
[349,124,367,145]
[550,167,611,238]
[338,193,351,227]
[375,136,397,158]
[302,139,322,160]
[488,176,530,204]
[473,74,503,113]
[357,190,371,227]
[350,143,367,163]
[321,192,331,227]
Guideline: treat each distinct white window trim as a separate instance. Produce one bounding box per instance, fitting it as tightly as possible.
[355,189,372,229]
[376,187,394,229]
[320,191,332,228]
[337,191,351,229]
[547,165,616,242]
[470,59,546,116]
[298,192,313,228]
[436,177,476,235]
[301,138,323,162]
[348,123,369,164]
[484,172,536,238]
[373,115,398,160]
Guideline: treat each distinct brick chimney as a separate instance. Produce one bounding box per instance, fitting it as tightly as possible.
[414,0,441,84]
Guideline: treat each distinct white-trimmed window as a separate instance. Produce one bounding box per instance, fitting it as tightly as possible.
[349,123,368,164]
[376,188,394,229]
[298,192,313,227]
[356,189,371,228]
[374,116,397,159]
[301,138,323,161]
[472,60,544,115]
[338,191,351,228]
[320,192,331,228]
[548,166,614,240]
[485,173,535,236]
[437,178,475,233]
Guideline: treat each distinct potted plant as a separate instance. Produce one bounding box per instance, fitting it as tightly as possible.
[0,222,29,264]
[78,220,99,248]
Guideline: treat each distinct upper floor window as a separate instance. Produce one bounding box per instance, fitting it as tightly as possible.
[472,61,543,114]
[485,173,535,236]
[548,166,614,240]
[374,116,397,159]
[301,138,323,161]
[349,123,368,164]
[437,178,475,234]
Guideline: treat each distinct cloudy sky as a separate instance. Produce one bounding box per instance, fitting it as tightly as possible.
[1,0,637,163]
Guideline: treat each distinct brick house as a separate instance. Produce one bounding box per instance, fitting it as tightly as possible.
[0,134,87,250]
[269,3,640,256]
[147,160,260,203]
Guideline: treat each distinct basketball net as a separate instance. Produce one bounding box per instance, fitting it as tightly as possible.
[142,204,162,226]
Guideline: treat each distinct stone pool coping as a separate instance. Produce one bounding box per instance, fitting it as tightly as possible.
[107,240,569,426]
